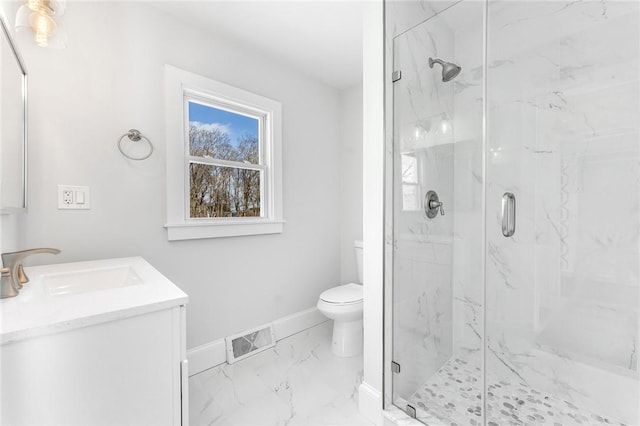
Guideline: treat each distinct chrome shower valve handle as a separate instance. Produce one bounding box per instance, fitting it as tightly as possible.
[429,199,445,216]
[425,190,445,218]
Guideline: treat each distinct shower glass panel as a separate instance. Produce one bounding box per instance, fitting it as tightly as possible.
[485,1,639,424]
[388,0,640,425]
[390,1,485,423]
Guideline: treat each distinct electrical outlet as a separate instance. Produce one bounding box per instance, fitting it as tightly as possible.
[62,190,73,205]
[58,185,90,209]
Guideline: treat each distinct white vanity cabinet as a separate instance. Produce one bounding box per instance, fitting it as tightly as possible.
[0,257,189,426]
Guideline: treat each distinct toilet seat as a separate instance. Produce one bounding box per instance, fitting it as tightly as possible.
[319,283,363,305]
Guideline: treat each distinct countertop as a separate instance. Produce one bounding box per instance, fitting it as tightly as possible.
[0,257,188,345]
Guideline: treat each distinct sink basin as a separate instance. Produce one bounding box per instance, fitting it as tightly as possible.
[1,257,188,345]
[43,265,142,297]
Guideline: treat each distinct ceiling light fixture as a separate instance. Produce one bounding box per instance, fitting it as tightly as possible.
[15,0,67,49]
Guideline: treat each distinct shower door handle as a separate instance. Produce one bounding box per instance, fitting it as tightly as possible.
[502,192,516,237]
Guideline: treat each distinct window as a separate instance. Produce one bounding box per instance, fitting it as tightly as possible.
[401,153,420,211]
[188,100,262,219]
[165,65,283,240]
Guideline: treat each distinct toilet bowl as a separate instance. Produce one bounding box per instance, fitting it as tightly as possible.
[317,240,364,357]
[317,283,363,357]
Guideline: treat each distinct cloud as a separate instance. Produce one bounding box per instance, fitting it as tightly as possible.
[190,121,231,134]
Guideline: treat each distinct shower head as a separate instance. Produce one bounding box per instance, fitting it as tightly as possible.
[428,57,461,82]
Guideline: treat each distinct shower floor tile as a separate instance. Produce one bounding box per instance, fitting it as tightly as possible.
[408,357,628,426]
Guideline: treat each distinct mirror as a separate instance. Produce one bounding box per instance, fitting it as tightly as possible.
[0,12,27,213]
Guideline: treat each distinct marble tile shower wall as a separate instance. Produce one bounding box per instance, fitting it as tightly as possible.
[391,6,455,401]
[485,1,639,424]
[450,0,485,365]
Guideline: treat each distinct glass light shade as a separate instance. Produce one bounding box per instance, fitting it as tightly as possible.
[45,19,67,49]
[25,0,66,15]
[15,4,67,49]
[50,0,66,17]
[29,11,56,47]
[27,0,45,12]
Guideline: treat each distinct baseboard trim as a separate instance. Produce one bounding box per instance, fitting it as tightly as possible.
[272,306,327,340]
[359,381,383,425]
[188,307,327,376]
[187,339,226,376]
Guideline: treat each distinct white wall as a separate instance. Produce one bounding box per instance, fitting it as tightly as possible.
[0,214,21,252]
[7,2,345,349]
[339,82,364,284]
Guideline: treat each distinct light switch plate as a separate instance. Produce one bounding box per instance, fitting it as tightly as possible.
[58,185,90,209]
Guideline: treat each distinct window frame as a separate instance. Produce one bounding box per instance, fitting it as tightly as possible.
[165,65,283,240]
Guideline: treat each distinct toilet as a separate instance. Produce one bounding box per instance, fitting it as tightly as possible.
[317,240,363,357]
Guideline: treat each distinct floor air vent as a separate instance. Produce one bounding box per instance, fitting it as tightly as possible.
[225,323,276,364]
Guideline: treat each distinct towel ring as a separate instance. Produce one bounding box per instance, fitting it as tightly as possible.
[118,129,154,161]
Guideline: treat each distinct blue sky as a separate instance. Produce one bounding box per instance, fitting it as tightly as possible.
[189,101,259,148]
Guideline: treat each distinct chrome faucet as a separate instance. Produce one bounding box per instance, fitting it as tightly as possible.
[1,248,61,298]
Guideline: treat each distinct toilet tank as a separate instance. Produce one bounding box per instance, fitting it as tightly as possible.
[354,240,364,284]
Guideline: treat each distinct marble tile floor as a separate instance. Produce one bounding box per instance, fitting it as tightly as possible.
[189,321,373,426]
[409,357,628,426]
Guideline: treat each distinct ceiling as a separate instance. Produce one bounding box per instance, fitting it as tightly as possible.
[153,1,365,91]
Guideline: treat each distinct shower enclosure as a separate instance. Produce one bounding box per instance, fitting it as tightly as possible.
[384,1,639,424]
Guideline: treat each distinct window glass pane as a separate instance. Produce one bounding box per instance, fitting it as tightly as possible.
[188,101,259,164]
[190,163,261,218]
[401,154,420,210]
[401,154,418,183]
[402,184,419,211]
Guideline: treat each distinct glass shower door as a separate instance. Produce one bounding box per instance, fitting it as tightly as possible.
[390,1,485,423]
[485,1,640,424]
